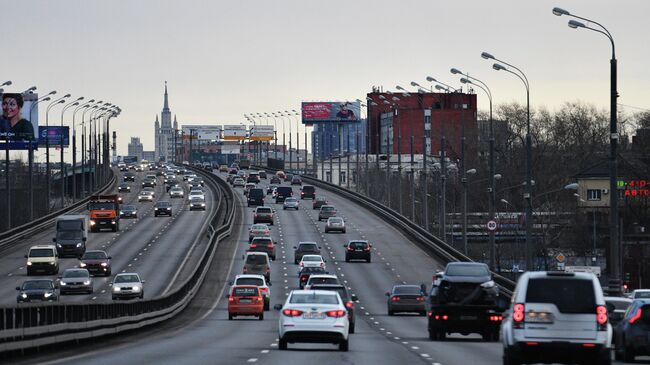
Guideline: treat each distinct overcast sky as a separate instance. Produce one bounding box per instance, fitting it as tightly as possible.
[4,0,649,155]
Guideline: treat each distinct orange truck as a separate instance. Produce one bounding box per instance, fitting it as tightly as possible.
[88,195,121,232]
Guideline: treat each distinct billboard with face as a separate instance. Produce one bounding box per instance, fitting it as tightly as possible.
[301,101,360,124]
[1,93,39,149]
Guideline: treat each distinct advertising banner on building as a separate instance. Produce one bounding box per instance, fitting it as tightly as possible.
[38,126,70,146]
[223,125,247,140]
[1,93,39,149]
[181,125,222,141]
[301,101,360,124]
[250,125,274,141]
[221,144,241,154]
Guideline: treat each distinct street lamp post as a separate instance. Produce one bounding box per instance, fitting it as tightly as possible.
[45,94,70,213]
[28,93,54,221]
[481,51,533,271]
[60,98,82,208]
[553,6,620,295]
[463,168,478,254]
[72,99,94,201]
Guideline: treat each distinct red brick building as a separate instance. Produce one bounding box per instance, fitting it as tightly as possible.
[366,91,478,162]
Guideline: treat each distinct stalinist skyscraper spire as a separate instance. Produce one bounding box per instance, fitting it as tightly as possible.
[154,81,176,162]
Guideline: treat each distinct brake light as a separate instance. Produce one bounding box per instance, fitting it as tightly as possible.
[432,314,449,320]
[416,296,424,301]
[283,309,303,317]
[363,247,371,252]
[301,192,304,195]
[489,315,503,321]
[347,247,354,251]
[269,214,273,218]
[596,305,608,330]
[345,301,354,308]
[299,262,304,267]
[259,287,268,294]
[513,303,525,328]
[255,214,258,218]
[264,230,269,234]
[326,310,346,318]
[300,276,307,281]
[250,244,257,248]
[267,244,274,249]
[629,308,642,324]
[391,296,400,301]
[228,296,234,302]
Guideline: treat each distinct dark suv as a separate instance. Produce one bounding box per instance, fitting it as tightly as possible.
[300,185,315,199]
[247,188,265,207]
[123,172,135,182]
[293,242,321,264]
[310,284,358,333]
[344,240,372,262]
[154,201,172,217]
[275,186,293,203]
[298,267,327,289]
[291,176,302,185]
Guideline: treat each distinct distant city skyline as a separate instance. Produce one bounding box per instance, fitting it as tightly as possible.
[4,0,649,156]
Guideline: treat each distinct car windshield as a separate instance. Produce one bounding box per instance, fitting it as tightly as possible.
[309,277,338,285]
[122,205,135,211]
[257,208,271,213]
[349,241,367,249]
[29,249,54,257]
[57,231,83,240]
[299,243,318,251]
[171,188,182,192]
[329,217,343,223]
[191,197,205,202]
[115,274,140,283]
[233,287,259,296]
[285,198,297,203]
[252,238,272,244]
[83,251,107,260]
[251,224,268,230]
[634,291,650,299]
[89,202,115,210]
[155,202,171,207]
[393,286,422,295]
[526,278,596,314]
[290,293,339,305]
[64,270,88,278]
[189,191,202,195]
[22,281,53,290]
[246,255,268,264]
[302,256,321,262]
[237,278,264,286]
[321,206,335,212]
[446,264,489,277]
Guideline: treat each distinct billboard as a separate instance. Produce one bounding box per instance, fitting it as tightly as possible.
[223,125,247,140]
[250,125,274,141]
[181,125,222,141]
[39,126,70,146]
[221,144,241,155]
[1,93,39,149]
[301,101,360,124]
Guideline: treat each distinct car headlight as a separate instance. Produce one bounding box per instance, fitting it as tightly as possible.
[201,203,205,206]
[90,221,96,226]
[21,293,27,298]
[76,242,82,248]
[111,221,116,224]
[44,292,54,298]
[112,286,121,292]
[56,243,62,248]
[49,262,55,265]
[100,262,108,267]
[132,286,141,292]
[26,261,32,266]
[83,280,91,285]
[60,282,67,286]
[480,280,495,289]
[79,262,87,267]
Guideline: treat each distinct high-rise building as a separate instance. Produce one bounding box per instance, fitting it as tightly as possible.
[154,82,179,162]
[127,137,143,161]
[311,120,367,161]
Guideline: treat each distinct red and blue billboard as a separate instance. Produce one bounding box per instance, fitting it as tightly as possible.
[301,101,361,124]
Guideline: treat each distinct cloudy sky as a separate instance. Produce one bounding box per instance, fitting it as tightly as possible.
[4,0,649,155]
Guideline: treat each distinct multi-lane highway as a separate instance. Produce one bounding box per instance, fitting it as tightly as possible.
[0,169,215,306]
[6,169,642,365]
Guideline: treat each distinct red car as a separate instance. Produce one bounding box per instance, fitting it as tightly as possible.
[228,285,264,320]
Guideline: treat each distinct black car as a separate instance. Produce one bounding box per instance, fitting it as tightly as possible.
[290,176,302,185]
[247,188,265,207]
[16,279,58,303]
[118,183,131,193]
[293,242,321,264]
[123,173,136,182]
[275,186,293,203]
[258,171,267,179]
[270,176,281,184]
[344,240,372,262]
[615,299,650,362]
[312,284,358,333]
[300,185,315,199]
[386,285,427,316]
[120,205,138,219]
[298,267,327,289]
[142,178,156,188]
[154,201,172,217]
[284,173,293,182]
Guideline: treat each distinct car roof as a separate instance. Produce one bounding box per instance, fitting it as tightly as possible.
[30,245,56,249]
[523,271,596,280]
[235,274,265,280]
[298,241,318,245]
[115,272,140,277]
[307,274,338,279]
[246,252,269,257]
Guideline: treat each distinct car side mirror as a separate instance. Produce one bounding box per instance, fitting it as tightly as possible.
[57,275,62,279]
[55,284,60,289]
[141,280,146,284]
[268,282,272,286]
[351,294,358,302]
[83,237,87,242]
[15,286,20,291]
[318,247,322,250]
[228,281,234,286]
[420,283,427,294]
[24,254,28,258]
[274,304,283,311]
[343,244,348,248]
[324,260,327,263]
[369,244,373,248]
[242,254,245,260]
[226,294,230,298]
[108,256,112,259]
[293,246,297,249]
[385,292,391,297]
[52,238,57,242]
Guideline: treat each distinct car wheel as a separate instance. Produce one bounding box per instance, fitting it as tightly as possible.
[264,302,269,311]
[623,346,635,362]
[345,257,350,263]
[283,207,286,210]
[388,310,394,316]
[595,348,611,365]
[259,313,264,321]
[279,338,287,350]
[324,229,329,233]
[228,314,233,320]
[112,296,117,300]
[339,339,349,352]
[367,257,371,263]
[502,347,521,365]
[27,269,33,276]
[342,229,346,233]
[349,322,355,334]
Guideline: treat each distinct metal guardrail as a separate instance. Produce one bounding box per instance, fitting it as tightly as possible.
[0,167,236,354]
[0,170,117,253]
[253,165,516,297]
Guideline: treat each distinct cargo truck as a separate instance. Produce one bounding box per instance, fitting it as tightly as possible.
[52,214,89,257]
[88,195,121,232]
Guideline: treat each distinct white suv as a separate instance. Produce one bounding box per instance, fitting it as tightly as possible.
[501,271,611,365]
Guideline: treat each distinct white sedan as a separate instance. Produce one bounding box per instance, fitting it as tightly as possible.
[299,254,326,269]
[276,290,349,351]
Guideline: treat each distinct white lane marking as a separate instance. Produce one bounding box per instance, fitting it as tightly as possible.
[247,359,258,363]
[260,349,269,354]
[411,346,420,350]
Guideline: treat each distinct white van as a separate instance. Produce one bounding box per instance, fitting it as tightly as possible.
[25,245,59,275]
[501,271,611,365]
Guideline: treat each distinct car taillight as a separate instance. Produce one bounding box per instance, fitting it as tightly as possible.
[596,305,608,330]
[345,301,354,308]
[489,315,503,321]
[416,296,424,301]
[260,287,268,294]
[299,262,304,267]
[430,314,449,321]
[629,308,642,324]
[254,214,258,218]
[363,247,370,252]
[391,296,400,301]
[300,276,307,281]
[347,247,354,251]
[513,303,525,329]
[250,244,257,248]
[301,192,304,195]
[267,244,274,249]
[264,230,269,234]
[326,310,346,318]
[269,214,273,218]
[283,309,303,317]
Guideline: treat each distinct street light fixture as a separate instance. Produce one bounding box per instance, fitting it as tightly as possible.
[0,81,11,87]
[553,6,620,294]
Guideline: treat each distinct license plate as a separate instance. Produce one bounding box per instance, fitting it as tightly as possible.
[355,249,363,252]
[239,299,252,303]
[100,222,107,225]
[303,312,325,319]
[460,315,477,320]
[526,312,554,323]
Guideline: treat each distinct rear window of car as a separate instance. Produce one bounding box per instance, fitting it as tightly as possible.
[246,255,268,264]
[349,241,368,249]
[393,286,421,295]
[299,243,318,251]
[321,206,335,212]
[302,186,315,193]
[634,291,650,299]
[256,207,271,213]
[252,238,272,244]
[311,286,349,301]
[156,202,171,207]
[309,277,338,285]
[276,187,292,194]
[446,264,489,277]
[329,217,343,223]
[236,278,264,286]
[249,189,264,197]
[233,287,259,296]
[525,278,596,314]
[290,293,339,305]
[302,256,321,261]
